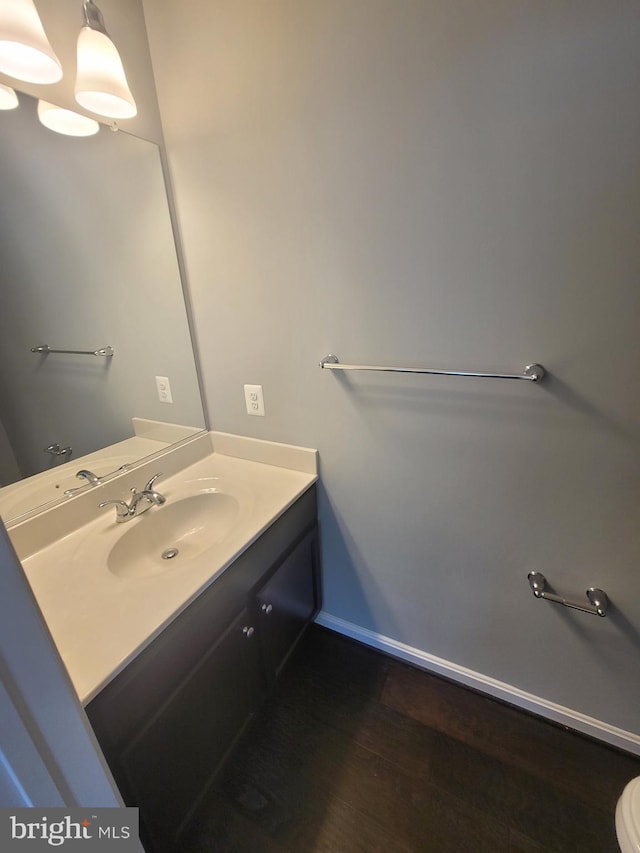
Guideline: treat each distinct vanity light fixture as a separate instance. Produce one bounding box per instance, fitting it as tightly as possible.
[0,0,62,84]
[74,0,136,119]
[0,82,19,109]
[37,98,99,136]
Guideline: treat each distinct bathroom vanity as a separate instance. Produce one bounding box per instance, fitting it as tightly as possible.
[10,431,320,853]
[87,485,319,853]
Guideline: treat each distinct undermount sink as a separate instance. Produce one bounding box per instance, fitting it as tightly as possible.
[107,492,240,579]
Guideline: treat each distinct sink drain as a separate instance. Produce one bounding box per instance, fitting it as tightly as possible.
[162,547,179,560]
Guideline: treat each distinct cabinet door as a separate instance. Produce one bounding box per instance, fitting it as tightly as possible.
[119,607,263,852]
[256,531,319,681]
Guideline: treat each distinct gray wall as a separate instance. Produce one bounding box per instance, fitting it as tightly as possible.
[145,1,640,735]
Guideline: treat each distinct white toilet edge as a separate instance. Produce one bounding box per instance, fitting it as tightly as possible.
[616,777,640,853]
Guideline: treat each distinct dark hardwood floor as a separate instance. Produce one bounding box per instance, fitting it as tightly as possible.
[177,626,640,852]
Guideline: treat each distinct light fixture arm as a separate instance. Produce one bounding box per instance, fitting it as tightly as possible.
[82,0,108,36]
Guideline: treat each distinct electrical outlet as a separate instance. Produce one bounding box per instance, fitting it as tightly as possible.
[244,384,265,416]
[155,375,173,403]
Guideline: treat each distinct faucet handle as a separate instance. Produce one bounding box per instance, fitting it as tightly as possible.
[99,498,130,522]
[144,472,163,491]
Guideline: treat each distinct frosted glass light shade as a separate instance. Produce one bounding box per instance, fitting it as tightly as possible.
[0,82,19,109]
[74,26,136,119]
[0,0,62,84]
[37,99,100,137]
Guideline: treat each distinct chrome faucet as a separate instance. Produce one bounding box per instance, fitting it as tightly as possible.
[64,469,102,496]
[64,466,133,497]
[76,468,101,485]
[44,443,72,458]
[99,473,166,523]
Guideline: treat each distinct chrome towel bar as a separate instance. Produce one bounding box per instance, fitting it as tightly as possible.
[319,354,545,382]
[528,572,608,617]
[31,344,114,357]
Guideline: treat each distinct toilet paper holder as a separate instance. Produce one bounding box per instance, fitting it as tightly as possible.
[528,572,608,617]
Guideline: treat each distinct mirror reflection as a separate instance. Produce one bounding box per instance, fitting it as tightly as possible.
[0,92,206,524]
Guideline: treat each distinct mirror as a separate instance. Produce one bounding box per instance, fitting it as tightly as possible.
[0,92,206,524]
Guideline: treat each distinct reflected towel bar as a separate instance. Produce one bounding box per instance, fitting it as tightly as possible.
[319,354,545,382]
[528,572,608,617]
[31,344,114,357]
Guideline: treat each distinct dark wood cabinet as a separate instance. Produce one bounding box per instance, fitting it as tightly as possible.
[118,607,263,845]
[86,486,319,853]
[256,532,319,683]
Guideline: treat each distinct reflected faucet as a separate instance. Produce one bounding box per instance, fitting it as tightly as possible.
[77,469,101,485]
[64,469,102,496]
[64,465,134,496]
[99,473,166,523]
[44,443,72,458]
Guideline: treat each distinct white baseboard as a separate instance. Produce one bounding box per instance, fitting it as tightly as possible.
[314,611,640,756]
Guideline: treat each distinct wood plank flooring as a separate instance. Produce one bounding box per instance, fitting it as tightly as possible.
[177,626,640,852]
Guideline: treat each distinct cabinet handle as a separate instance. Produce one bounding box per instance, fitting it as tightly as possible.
[242,626,255,638]
[261,603,273,615]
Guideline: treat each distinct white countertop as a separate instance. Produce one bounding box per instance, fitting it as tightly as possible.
[20,442,316,705]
